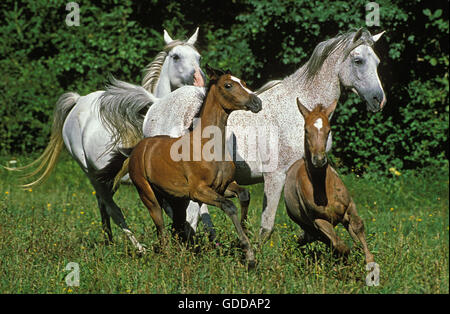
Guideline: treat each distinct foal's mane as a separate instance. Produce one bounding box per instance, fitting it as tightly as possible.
[188,72,223,129]
[300,28,375,81]
[141,39,198,93]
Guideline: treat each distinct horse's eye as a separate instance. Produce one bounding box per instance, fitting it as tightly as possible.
[172,54,180,61]
[354,58,363,65]
[224,83,232,89]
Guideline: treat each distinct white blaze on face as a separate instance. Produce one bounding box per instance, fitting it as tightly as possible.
[230,76,254,94]
[314,118,323,131]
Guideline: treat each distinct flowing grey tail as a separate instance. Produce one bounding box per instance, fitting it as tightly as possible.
[6,92,80,188]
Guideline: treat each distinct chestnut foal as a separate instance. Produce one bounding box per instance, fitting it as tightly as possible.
[284,98,374,265]
[128,65,262,266]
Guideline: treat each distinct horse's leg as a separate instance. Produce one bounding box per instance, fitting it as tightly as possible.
[192,186,255,268]
[260,171,286,242]
[133,179,166,249]
[343,201,374,264]
[313,218,350,258]
[199,203,217,242]
[224,181,250,234]
[185,202,217,243]
[185,201,201,237]
[169,198,190,242]
[90,178,146,254]
[95,194,112,244]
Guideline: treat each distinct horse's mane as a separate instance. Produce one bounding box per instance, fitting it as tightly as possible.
[300,28,375,81]
[98,39,199,152]
[141,40,198,93]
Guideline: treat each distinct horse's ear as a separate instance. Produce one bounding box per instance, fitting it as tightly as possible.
[325,99,338,118]
[225,69,232,74]
[296,98,310,119]
[163,29,174,45]
[205,64,220,81]
[187,27,199,45]
[372,31,386,42]
[352,28,364,43]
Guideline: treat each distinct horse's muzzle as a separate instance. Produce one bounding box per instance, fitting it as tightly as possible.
[247,95,262,113]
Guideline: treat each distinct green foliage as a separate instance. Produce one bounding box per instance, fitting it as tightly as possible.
[0,0,448,175]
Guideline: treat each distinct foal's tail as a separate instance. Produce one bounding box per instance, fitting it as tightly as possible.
[113,157,130,191]
[6,92,80,188]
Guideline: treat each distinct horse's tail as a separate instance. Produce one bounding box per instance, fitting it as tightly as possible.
[98,77,159,151]
[7,92,80,188]
[113,157,130,191]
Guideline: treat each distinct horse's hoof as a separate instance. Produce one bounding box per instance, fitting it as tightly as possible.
[258,228,272,244]
[136,247,147,257]
[247,259,256,270]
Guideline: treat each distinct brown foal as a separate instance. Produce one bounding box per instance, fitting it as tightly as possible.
[128,65,262,266]
[284,98,374,265]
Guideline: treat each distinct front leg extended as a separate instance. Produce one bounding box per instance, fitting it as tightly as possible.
[192,185,255,268]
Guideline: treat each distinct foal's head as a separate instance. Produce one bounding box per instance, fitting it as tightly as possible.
[296,98,338,168]
[205,64,262,113]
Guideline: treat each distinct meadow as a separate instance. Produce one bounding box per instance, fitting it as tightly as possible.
[0,153,448,294]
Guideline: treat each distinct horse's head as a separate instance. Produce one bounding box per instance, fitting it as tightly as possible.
[338,29,386,112]
[163,28,206,91]
[296,98,337,168]
[205,64,262,113]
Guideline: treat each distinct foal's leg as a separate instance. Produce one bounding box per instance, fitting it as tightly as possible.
[168,198,190,242]
[343,201,374,264]
[192,186,255,268]
[314,219,350,258]
[133,179,166,249]
[224,181,250,233]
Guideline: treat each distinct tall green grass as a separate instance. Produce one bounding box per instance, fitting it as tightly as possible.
[0,153,448,293]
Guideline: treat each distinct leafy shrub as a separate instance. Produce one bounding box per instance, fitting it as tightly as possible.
[0,0,448,175]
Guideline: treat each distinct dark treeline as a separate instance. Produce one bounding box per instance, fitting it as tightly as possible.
[0,0,448,175]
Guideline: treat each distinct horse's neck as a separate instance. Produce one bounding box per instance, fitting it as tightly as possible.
[286,52,342,108]
[304,146,328,206]
[193,86,228,142]
[154,60,172,97]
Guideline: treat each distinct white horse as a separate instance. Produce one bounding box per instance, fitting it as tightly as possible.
[11,28,204,253]
[134,28,387,242]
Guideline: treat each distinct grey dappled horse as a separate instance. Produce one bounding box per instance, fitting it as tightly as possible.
[142,28,387,241]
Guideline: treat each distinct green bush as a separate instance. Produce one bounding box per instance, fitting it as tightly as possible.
[0,0,448,175]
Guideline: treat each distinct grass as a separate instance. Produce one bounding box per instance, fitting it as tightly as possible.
[0,152,448,294]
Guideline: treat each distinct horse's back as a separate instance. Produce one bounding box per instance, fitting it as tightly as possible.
[142,86,206,138]
[62,90,109,171]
